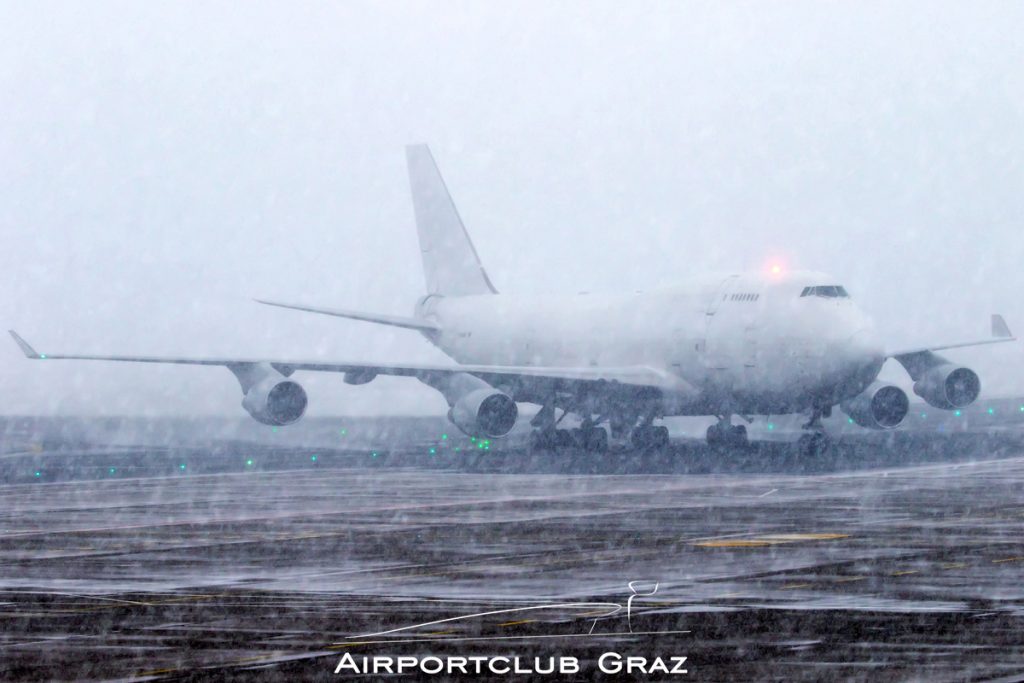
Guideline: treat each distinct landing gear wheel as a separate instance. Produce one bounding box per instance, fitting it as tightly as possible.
[555,429,575,449]
[632,425,669,450]
[584,427,609,453]
[529,429,558,452]
[706,425,722,447]
[797,432,831,457]
[706,423,748,448]
[731,425,748,444]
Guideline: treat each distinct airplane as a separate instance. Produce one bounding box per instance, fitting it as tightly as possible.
[8,145,1018,456]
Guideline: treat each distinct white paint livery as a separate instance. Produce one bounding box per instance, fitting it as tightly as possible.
[8,145,1017,454]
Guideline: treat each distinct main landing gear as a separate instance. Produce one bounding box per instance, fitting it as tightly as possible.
[529,425,609,452]
[529,406,609,452]
[705,416,749,449]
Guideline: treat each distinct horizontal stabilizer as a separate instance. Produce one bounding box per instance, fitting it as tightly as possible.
[255,299,440,332]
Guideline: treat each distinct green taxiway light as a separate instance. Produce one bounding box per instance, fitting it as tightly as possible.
[920,413,927,419]
[311,455,317,462]
[371,451,378,458]
[955,410,962,417]
[109,467,116,474]
[429,447,436,455]
[39,354,47,359]
[180,464,186,470]
[441,434,448,440]
[340,428,347,436]
[34,471,41,477]
[988,408,995,415]
[246,459,254,466]
[847,418,854,424]
[767,423,775,430]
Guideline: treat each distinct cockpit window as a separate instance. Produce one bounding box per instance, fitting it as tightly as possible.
[800,285,849,298]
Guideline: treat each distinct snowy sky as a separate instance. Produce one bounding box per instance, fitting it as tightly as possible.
[2,1,1022,416]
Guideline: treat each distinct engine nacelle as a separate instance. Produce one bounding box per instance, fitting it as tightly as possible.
[913,364,980,410]
[448,388,518,438]
[841,381,909,430]
[241,376,308,426]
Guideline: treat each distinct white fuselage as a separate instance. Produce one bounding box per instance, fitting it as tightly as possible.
[417,270,886,416]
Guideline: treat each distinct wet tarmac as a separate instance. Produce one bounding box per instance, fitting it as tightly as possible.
[1,417,1023,680]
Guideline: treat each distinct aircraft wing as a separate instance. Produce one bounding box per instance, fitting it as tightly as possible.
[8,330,691,394]
[889,314,1016,379]
[888,314,1016,359]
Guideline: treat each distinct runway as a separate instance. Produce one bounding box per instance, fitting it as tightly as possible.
[1,417,1023,680]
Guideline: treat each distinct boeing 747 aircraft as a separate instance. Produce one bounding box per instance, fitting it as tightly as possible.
[9,146,1017,455]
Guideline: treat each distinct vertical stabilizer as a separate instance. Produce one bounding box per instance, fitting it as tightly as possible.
[406,145,497,296]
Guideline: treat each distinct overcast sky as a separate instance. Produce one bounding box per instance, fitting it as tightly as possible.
[2,1,1022,417]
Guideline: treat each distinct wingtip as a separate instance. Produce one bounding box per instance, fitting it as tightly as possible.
[992,314,1013,339]
[8,330,42,359]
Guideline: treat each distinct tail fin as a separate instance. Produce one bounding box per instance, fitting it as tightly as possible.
[406,144,497,296]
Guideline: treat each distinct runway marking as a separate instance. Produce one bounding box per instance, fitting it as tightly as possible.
[696,539,775,547]
[941,562,967,570]
[891,570,919,576]
[992,556,1024,563]
[834,576,865,583]
[497,619,534,627]
[760,533,849,541]
[759,489,778,497]
[781,583,812,590]
[695,533,848,548]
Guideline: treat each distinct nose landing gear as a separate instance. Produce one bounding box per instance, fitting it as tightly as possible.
[797,405,834,456]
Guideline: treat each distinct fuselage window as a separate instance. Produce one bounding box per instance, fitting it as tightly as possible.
[801,285,850,298]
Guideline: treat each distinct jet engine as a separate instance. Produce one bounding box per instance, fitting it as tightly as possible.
[840,381,909,430]
[912,364,980,410]
[241,376,308,426]
[448,388,518,438]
